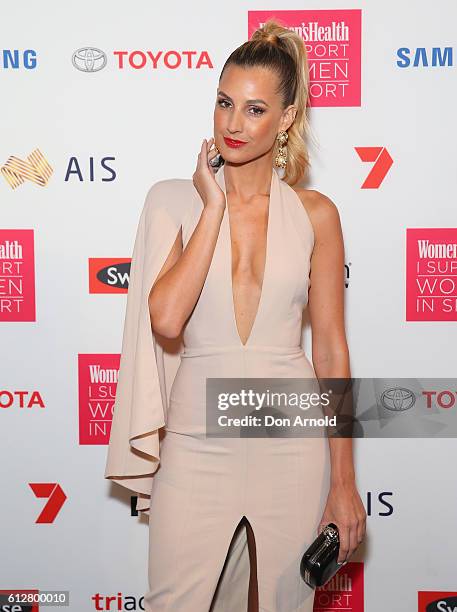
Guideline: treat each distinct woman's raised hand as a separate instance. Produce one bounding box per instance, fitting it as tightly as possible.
[192,137,226,212]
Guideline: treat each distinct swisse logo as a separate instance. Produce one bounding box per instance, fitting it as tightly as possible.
[427,597,457,611]
[72,47,107,72]
[418,591,457,611]
[0,589,39,610]
[97,261,130,289]
[88,258,131,293]
[381,387,416,412]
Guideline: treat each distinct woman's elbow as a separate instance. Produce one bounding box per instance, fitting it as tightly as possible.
[149,300,182,339]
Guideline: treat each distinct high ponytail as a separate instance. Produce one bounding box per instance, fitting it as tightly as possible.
[219,18,316,186]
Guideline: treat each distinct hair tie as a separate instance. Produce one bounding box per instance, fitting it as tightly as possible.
[265,32,279,46]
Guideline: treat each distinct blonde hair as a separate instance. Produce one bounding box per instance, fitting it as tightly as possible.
[219,18,316,186]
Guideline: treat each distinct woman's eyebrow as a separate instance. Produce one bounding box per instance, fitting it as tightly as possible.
[217,90,269,106]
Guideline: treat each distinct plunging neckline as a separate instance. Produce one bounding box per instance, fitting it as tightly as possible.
[216,165,276,348]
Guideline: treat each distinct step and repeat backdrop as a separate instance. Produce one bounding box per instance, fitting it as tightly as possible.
[1,1,456,610]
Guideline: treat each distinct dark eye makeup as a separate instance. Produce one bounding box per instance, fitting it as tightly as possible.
[216,97,265,116]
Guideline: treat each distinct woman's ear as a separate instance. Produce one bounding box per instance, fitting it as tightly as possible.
[281,105,297,131]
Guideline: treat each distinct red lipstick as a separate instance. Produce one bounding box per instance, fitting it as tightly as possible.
[223,136,248,148]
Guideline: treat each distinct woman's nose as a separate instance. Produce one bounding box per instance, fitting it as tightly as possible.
[227,109,243,133]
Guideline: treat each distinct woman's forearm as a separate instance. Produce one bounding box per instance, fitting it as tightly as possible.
[313,348,356,486]
[149,205,224,337]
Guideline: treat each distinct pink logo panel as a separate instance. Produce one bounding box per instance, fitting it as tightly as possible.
[406,228,457,321]
[314,562,364,610]
[0,229,36,321]
[78,353,120,445]
[248,10,362,107]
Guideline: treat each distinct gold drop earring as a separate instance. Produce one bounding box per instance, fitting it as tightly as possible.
[274,130,288,169]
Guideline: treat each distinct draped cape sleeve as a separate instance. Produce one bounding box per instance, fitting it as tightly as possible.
[104,178,196,515]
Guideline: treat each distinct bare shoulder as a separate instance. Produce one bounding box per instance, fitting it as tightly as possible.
[291,187,341,236]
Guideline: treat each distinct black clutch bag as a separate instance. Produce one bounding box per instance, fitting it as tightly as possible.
[300,523,346,588]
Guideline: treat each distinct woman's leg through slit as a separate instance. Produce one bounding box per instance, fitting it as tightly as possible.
[210,516,258,611]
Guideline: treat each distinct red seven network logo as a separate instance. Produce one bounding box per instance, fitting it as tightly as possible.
[29,483,67,523]
[355,146,393,188]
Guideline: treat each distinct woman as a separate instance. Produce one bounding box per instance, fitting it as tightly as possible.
[105,18,366,612]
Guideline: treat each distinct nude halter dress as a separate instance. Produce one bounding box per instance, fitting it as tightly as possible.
[141,165,331,612]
